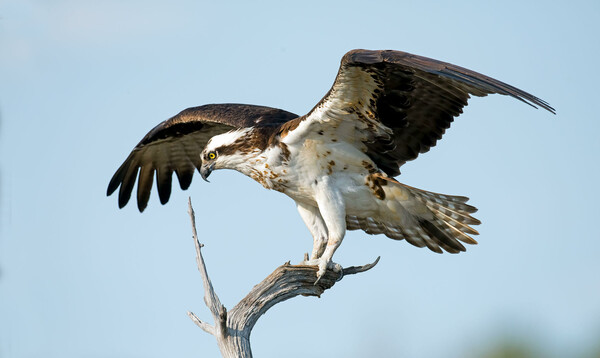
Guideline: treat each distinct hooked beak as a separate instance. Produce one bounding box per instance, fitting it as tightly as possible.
[200,162,214,182]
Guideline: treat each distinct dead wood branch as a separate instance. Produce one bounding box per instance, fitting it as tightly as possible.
[186,198,379,357]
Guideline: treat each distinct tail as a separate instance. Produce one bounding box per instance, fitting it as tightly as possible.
[346,181,481,254]
[404,184,480,253]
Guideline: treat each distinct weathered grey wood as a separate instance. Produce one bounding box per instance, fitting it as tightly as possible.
[186,198,379,357]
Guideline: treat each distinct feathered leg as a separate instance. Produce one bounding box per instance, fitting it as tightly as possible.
[312,177,346,280]
[296,202,328,260]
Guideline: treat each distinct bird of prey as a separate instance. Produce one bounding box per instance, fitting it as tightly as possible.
[108,49,554,279]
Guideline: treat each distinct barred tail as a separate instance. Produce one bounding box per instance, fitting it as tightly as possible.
[346,183,481,254]
[407,185,480,253]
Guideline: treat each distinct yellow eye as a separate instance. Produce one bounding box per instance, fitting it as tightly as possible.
[208,151,216,160]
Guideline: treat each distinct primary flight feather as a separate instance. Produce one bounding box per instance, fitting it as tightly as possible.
[108,49,554,279]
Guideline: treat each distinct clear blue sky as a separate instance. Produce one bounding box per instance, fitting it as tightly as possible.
[1,1,599,357]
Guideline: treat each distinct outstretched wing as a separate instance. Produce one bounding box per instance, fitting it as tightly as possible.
[281,49,555,176]
[107,104,298,211]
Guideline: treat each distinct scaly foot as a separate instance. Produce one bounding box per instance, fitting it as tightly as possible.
[299,257,343,284]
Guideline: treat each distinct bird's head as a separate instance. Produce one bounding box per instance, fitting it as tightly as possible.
[200,128,255,181]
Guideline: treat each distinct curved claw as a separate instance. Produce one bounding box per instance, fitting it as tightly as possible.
[314,260,343,285]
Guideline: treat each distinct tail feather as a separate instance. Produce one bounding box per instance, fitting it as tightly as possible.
[419,219,466,253]
[404,184,480,252]
[420,194,477,214]
[345,182,481,254]
[412,225,444,253]
[424,203,481,226]
[394,225,428,248]
[432,207,480,235]
[445,220,479,245]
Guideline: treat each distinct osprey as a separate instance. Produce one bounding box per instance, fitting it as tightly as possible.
[108,49,554,279]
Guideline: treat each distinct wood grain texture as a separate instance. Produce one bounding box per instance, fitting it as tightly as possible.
[186,198,378,357]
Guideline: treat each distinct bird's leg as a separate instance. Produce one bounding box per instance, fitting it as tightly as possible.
[312,178,346,282]
[314,237,344,283]
[311,237,327,260]
[296,202,328,260]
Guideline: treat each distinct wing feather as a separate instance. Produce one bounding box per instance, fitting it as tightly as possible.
[107,104,298,211]
[175,160,196,190]
[136,165,155,211]
[281,49,554,177]
[118,164,139,209]
[156,165,173,205]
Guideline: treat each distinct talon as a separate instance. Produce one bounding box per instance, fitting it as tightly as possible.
[314,275,322,285]
[311,258,327,284]
[299,257,342,284]
[318,260,328,275]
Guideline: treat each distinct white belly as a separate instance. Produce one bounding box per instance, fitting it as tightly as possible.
[273,139,382,216]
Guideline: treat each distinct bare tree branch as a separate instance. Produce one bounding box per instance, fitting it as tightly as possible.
[187,197,379,357]
[187,311,214,335]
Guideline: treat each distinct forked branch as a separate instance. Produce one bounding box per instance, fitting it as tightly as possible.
[186,198,379,357]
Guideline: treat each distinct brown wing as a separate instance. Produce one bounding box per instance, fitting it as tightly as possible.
[107,103,298,211]
[290,49,555,176]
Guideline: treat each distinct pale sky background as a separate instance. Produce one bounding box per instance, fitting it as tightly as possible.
[1,1,599,357]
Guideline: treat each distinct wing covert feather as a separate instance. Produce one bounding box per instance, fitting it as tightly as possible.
[287,49,555,177]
